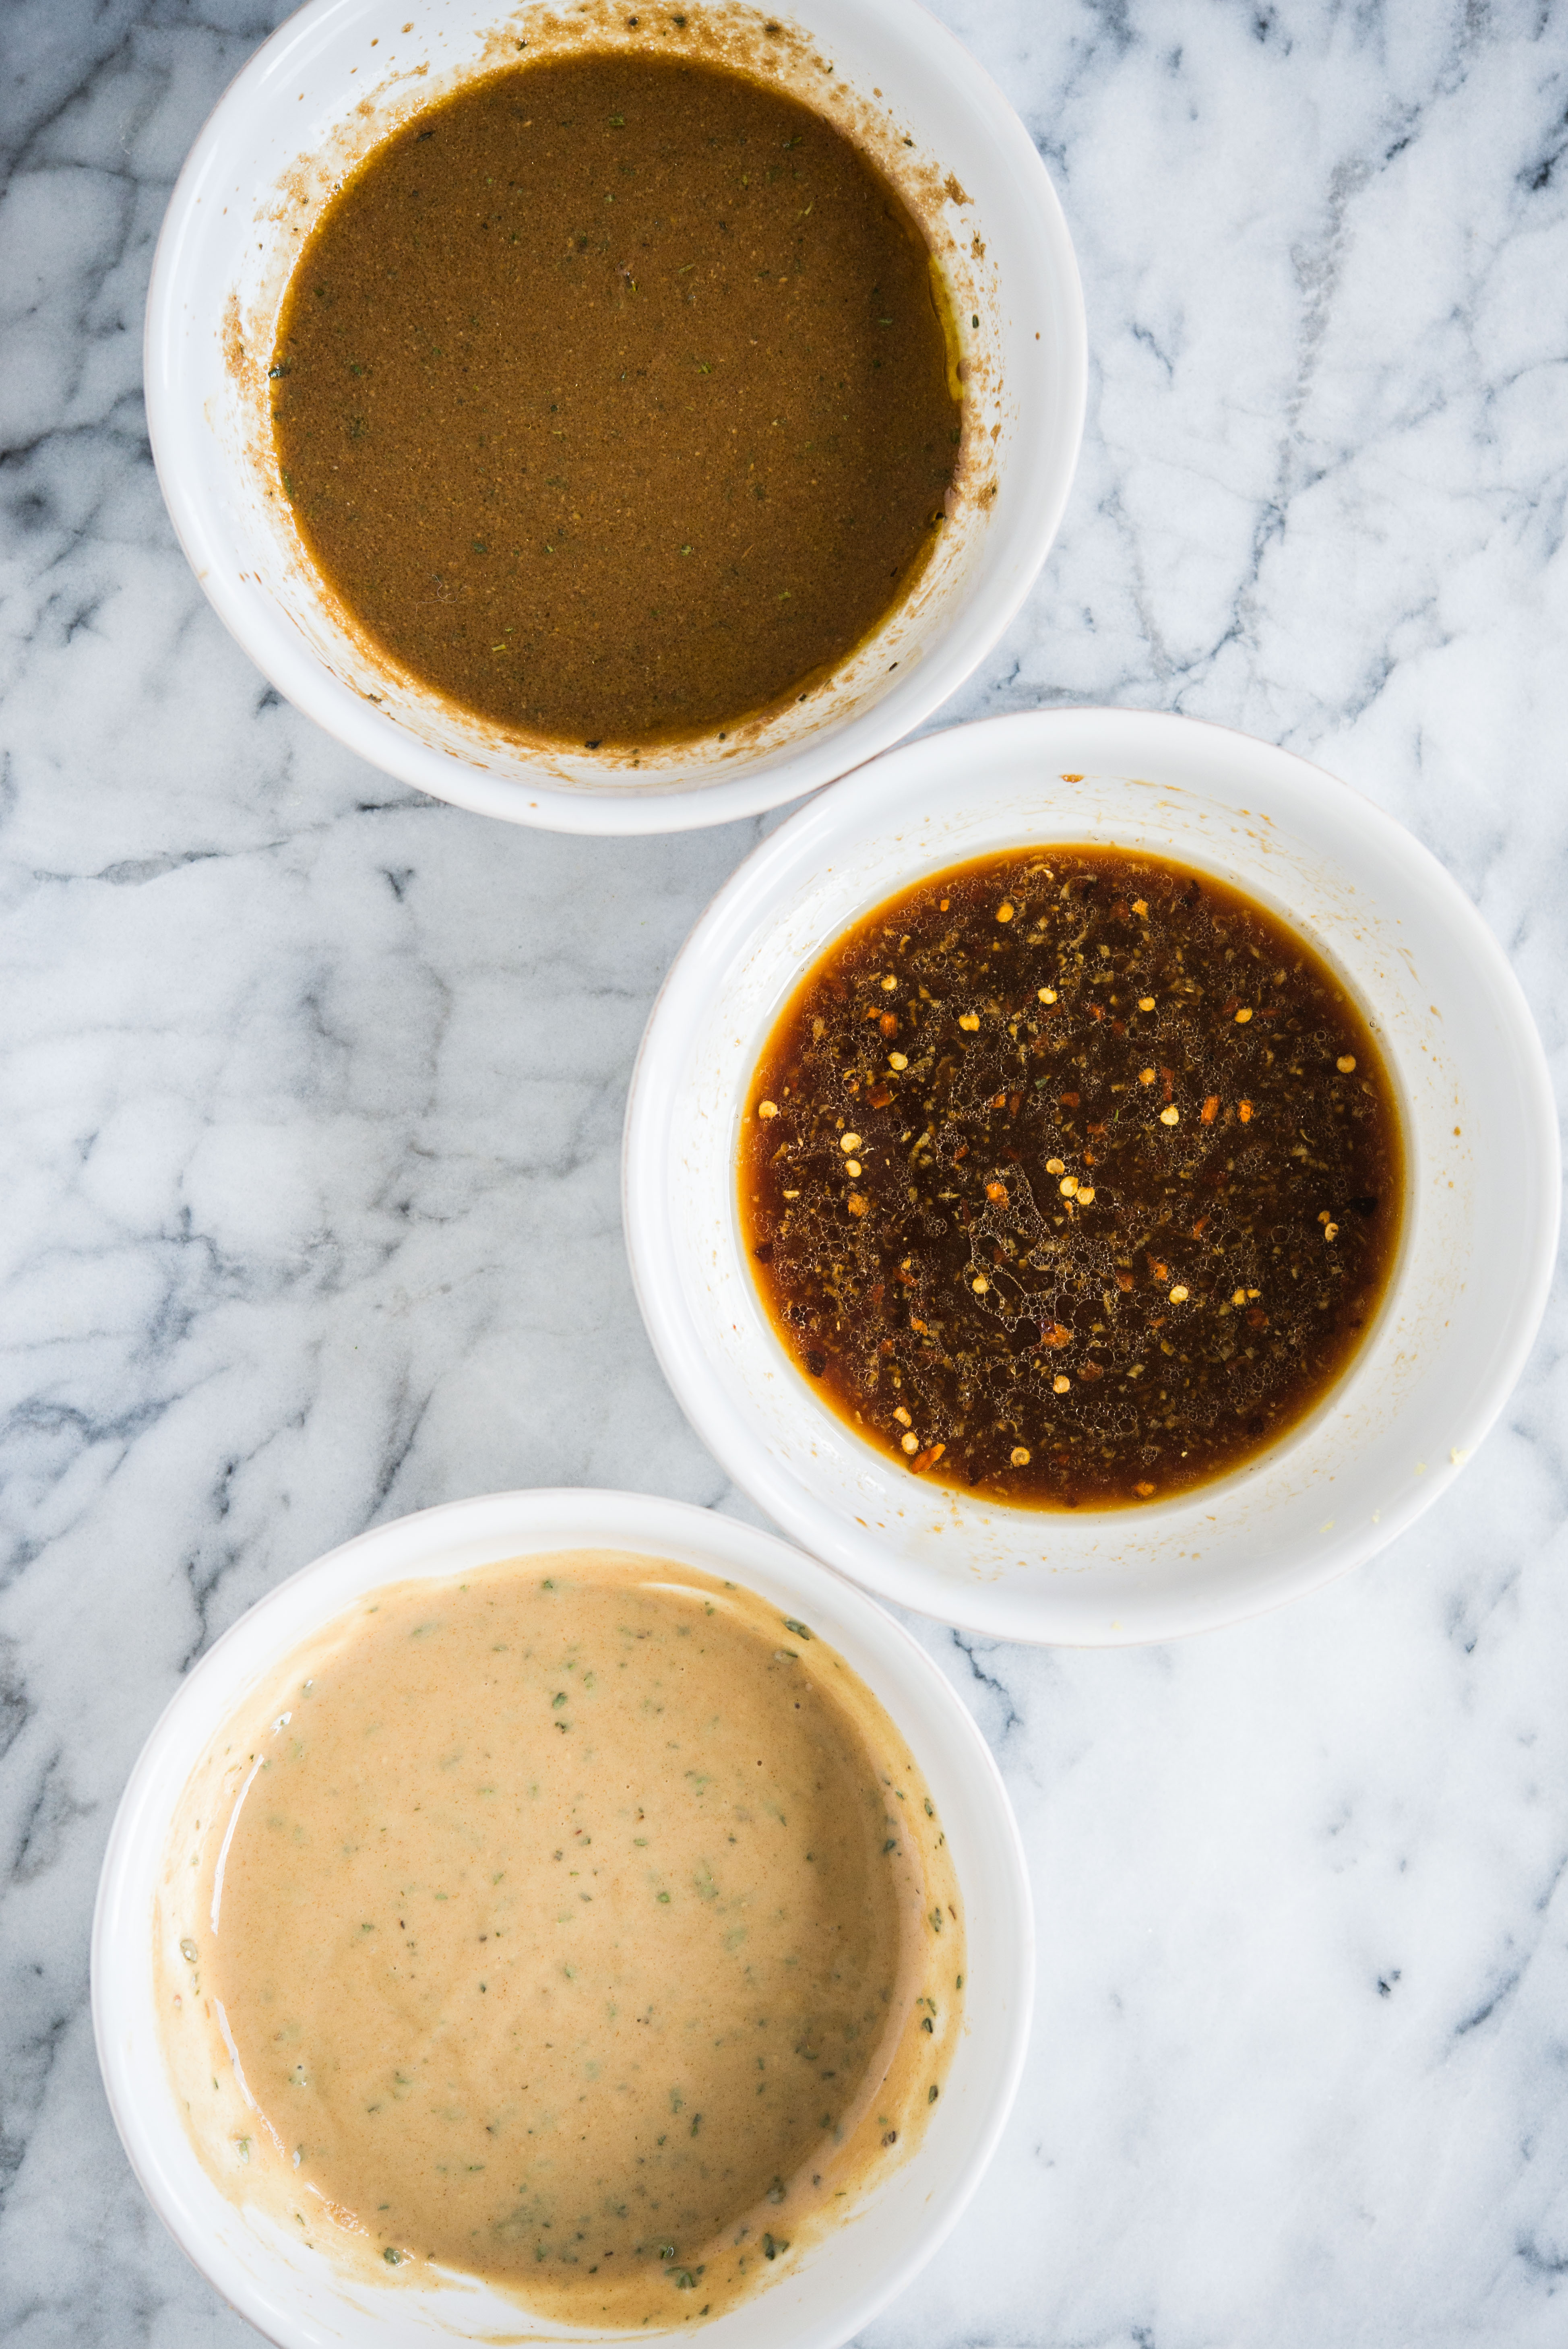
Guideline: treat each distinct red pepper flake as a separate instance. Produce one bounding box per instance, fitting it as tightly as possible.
[909,1443,946,1475]
[1008,1092,1022,1118]
[868,1085,892,1107]
[1060,1092,1080,1109]
[1191,1216,1210,1238]
[952,1142,969,1161]
[1200,1095,1219,1123]
[1247,1306,1269,1330]
[1089,1004,1104,1022]
[1160,1067,1175,1103]
[909,1316,929,1334]
[1039,1322,1072,1349]
[1115,1271,1134,1292]
[878,1011,898,1036]
[1080,1358,1104,1380]
[1111,1018,1127,1036]
[1221,996,1238,1018]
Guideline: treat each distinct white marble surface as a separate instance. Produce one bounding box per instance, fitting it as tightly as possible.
[1,0,1565,2341]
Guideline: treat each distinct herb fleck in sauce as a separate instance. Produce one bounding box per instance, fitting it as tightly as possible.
[270,53,961,747]
[740,847,1404,1507]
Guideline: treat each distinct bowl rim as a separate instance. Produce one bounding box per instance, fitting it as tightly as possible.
[92,1486,1035,2349]
[622,706,1561,1644]
[142,0,1087,836]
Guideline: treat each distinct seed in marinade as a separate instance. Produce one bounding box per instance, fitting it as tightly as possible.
[738,845,1405,1510]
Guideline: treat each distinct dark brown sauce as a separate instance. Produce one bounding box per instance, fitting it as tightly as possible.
[270,52,961,748]
[739,847,1405,1510]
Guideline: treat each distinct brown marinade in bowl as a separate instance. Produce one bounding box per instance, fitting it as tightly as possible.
[269,50,962,749]
[739,846,1404,1509]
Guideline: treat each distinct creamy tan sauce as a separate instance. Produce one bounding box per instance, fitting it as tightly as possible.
[160,1554,963,2326]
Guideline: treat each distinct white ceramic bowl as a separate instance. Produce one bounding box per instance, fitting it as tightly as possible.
[93,1489,1031,2348]
[623,709,1560,1645]
[145,0,1084,835]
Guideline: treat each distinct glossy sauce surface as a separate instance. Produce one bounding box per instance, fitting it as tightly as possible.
[740,847,1404,1508]
[270,52,961,747]
[167,1554,961,2326]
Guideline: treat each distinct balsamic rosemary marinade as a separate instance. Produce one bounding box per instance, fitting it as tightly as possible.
[739,848,1404,1509]
[270,51,961,747]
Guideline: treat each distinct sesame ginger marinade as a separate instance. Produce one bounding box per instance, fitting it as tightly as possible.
[161,1555,961,2328]
[739,847,1404,1508]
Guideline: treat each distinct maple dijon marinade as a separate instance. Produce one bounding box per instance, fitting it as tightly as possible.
[739,847,1404,1508]
[269,50,963,748]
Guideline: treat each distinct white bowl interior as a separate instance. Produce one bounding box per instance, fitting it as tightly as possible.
[93,1490,1031,2349]
[624,710,1559,1643]
[145,0,1084,832]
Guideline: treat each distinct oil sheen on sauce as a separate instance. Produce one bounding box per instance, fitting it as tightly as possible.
[159,1554,962,2326]
[269,50,962,748]
[739,847,1404,1508]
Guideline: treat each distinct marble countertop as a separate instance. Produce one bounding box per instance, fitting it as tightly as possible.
[2,1,1565,2342]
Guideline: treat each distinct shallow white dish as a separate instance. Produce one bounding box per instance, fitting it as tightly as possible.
[623,709,1560,1645]
[93,1488,1031,2348]
[144,0,1084,835]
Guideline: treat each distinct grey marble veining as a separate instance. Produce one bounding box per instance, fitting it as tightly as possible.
[2,2,1566,2343]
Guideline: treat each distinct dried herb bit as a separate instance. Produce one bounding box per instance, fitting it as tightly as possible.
[739,844,1402,1511]
[781,1617,813,1639]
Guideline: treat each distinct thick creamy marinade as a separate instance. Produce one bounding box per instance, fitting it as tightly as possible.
[160,1555,961,2327]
